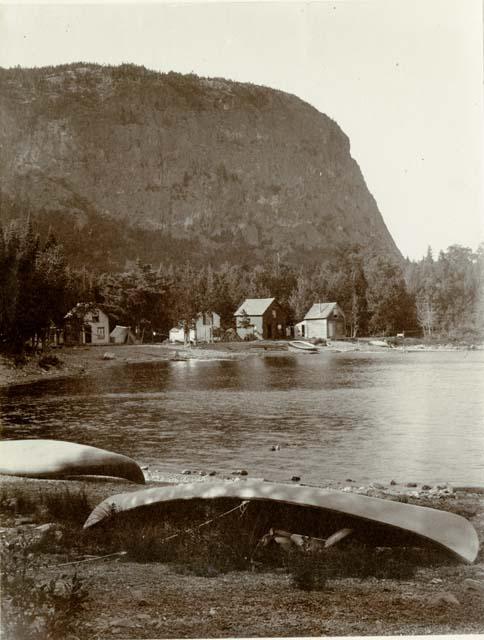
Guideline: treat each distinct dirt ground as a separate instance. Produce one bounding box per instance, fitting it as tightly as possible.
[1,475,483,639]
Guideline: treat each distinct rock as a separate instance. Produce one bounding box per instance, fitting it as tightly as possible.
[371,482,386,490]
[232,469,248,476]
[430,578,443,584]
[140,465,149,470]
[102,352,116,360]
[270,445,280,451]
[198,470,207,476]
[131,590,150,605]
[421,484,432,491]
[181,469,191,475]
[390,480,397,485]
[343,487,353,493]
[208,471,217,476]
[436,483,448,490]
[35,523,57,533]
[462,578,484,593]
[291,476,301,482]
[429,592,460,607]
[345,478,354,482]
[406,482,418,488]
[6,498,18,510]
[209,608,217,616]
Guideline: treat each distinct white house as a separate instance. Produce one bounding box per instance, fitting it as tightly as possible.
[295,302,345,340]
[64,304,110,346]
[169,312,221,344]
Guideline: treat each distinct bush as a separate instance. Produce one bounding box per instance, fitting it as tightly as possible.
[38,354,63,369]
[1,540,90,640]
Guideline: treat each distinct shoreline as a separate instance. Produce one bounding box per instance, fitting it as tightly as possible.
[1,339,482,389]
[1,471,483,638]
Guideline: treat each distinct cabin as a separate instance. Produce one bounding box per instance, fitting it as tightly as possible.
[64,304,110,346]
[169,312,221,344]
[295,302,345,340]
[234,298,286,340]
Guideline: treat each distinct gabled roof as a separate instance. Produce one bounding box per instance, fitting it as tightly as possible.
[234,298,275,317]
[304,302,341,320]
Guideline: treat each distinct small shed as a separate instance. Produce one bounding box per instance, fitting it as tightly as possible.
[295,302,345,340]
[234,298,286,340]
[169,312,220,344]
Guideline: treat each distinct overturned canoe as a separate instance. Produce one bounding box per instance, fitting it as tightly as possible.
[288,341,319,353]
[0,439,145,484]
[83,480,478,563]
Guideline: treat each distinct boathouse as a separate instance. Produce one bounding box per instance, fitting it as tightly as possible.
[295,302,345,340]
[234,298,286,340]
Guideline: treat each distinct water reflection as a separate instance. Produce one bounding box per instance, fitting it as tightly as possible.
[1,351,483,484]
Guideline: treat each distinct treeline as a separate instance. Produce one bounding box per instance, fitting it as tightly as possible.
[1,222,482,352]
[406,245,484,339]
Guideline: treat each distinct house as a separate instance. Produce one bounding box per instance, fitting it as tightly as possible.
[234,298,286,340]
[64,304,110,346]
[169,312,221,344]
[295,302,345,340]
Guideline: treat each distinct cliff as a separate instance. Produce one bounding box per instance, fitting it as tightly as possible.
[0,64,401,270]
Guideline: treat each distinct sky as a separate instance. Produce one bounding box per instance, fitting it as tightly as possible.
[0,0,482,260]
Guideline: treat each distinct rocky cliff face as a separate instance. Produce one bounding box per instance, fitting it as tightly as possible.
[0,64,401,269]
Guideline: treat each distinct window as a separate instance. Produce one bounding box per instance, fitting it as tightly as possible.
[97,327,105,339]
[91,313,100,323]
[272,309,277,318]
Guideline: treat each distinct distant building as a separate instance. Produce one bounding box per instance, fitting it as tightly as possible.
[169,312,221,344]
[64,304,110,345]
[234,298,286,340]
[295,302,345,340]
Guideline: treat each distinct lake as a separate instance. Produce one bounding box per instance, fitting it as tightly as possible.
[1,350,483,485]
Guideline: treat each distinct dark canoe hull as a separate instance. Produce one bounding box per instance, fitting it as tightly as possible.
[83,480,478,563]
[0,439,145,484]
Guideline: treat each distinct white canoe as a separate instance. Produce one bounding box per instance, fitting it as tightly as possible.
[83,480,478,563]
[288,341,319,352]
[0,439,145,484]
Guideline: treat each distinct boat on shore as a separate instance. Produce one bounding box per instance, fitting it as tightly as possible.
[83,479,479,563]
[288,340,319,353]
[0,439,145,484]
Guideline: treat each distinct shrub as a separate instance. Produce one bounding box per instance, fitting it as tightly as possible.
[1,539,90,640]
[38,354,63,369]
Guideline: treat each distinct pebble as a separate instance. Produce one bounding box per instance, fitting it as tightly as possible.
[35,523,57,533]
[208,471,217,476]
[232,469,248,476]
[428,592,460,607]
[421,484,432,491]
[462,578,484,593]
[371,482,386,490]
[181,469,191,475]
[406,482,418,488]
[291,476,301,482]
[345,478,354,483]
[198,471,207,476]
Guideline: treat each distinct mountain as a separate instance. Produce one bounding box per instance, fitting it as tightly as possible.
[0,63,402,270]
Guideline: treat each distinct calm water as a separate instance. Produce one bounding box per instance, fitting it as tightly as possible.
[1,351,483,485]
